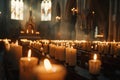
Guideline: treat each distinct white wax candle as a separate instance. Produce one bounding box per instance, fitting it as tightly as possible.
[66,47,77,66]
[55,45,59,60]
[20,49,38,80]
[55,46,65,61]
[69,47,77,66]
[89,54,101,75]
[33,59,66,80]
[65,47,71,64]
[59,46,65,61]
[7,42,22,68]
[49,44,55,57]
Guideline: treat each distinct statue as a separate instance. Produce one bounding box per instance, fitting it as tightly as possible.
[25,8,35,33]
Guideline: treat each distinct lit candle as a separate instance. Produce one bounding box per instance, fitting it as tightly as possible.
[32,29,34,34]
[26,29,29,34]
[33,58,66,80]
[89,54,101,75]
[20,49,38,80]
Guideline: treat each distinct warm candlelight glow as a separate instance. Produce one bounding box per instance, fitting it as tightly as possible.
[15,40,18,46]
[113,40,115,42]
[4,39,9,44]
[93,54,97,60]
[89,53,101,75]
[20,31,24,34]
[44,59,52,71]
[32,30,34,34]
[71,7,78,15]
[36,32,40,34]
[26,29,29,33]
[56,16,61,21]
[28,49,31,61]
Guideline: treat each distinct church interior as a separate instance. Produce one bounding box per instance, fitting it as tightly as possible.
[0,0,120,80]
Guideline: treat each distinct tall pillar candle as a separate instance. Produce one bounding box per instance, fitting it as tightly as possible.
[33,58,66,80]
[65,47,71,64]
[6,41,22,69]
[69,47,77,66]
[89,54,101,75]
[66,47,77,66]
[58,46,65,61]
[20,49,38,80]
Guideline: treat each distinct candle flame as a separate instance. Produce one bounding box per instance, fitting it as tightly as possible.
[93,54,97,60]
[28,49,31,61]
[44,59,52,71]
[32,30,34,34]
[26,29,29,33]
[15,40,18,46]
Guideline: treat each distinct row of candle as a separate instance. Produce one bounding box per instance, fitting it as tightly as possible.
[36,40,120,56]
[20,49,66,80]
[20,30,40,34]
[31,41,101,75]
[1,39,66,80]
[29,41,77,66]
[49,44,77,66]
[1,39,102,76]
[29,40,101,74]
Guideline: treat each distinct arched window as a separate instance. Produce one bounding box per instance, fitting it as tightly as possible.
[11,0,24,20]
[41,0,51,21]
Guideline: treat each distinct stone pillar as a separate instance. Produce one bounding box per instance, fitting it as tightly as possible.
[113,0,117,41]
[117,1,120,41]
[75,0,91,40]
[108,0,118,41]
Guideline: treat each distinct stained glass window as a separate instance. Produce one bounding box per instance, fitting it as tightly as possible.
[11,0,24,20]
[41,0,51,21]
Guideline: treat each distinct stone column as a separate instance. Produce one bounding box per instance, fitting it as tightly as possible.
[75,0,91,40]
[113,0,117,41]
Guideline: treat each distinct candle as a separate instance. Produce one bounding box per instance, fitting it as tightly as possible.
[59,46,65,61]
[55,46,65,61]
[49,44,55,57]
[33,58,66,80]
[26,29,29,34]
[65,47,70,64]
[32,29,34,34]
[20,49,38,80]
[3,40,22,80]
[89,54,101,75]
[69,47,77,66]
[6,41,22,68]
[66,47,77,66]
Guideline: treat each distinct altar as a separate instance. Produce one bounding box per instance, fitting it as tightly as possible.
[19,8,41,40]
